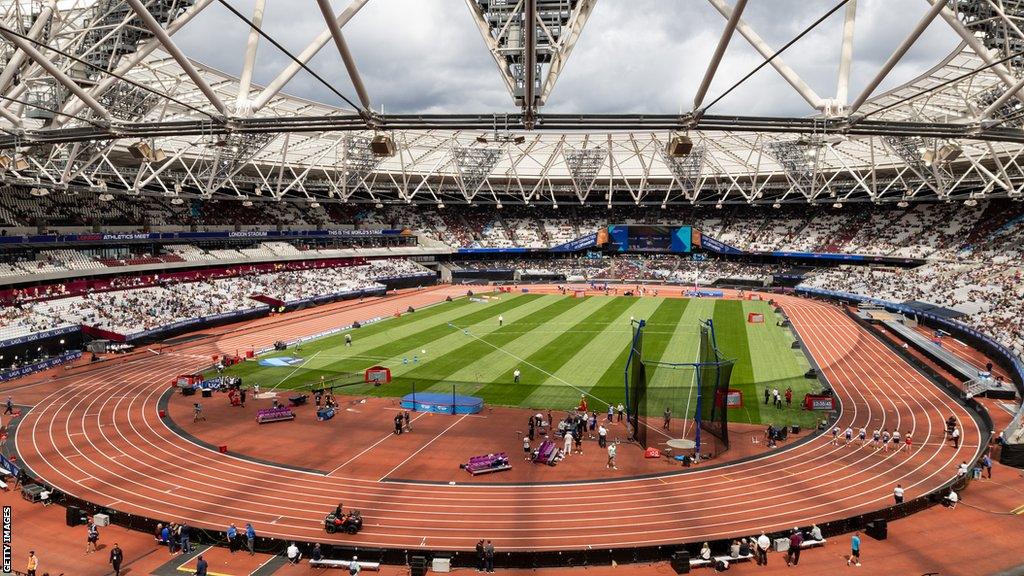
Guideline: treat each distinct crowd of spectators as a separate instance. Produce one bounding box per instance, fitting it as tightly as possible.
[801,256,1024,356]
[0,259,430,339]
[4,187,1024,261]
[453,257,775,284]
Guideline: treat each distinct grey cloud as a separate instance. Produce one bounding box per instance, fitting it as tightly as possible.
[172,0,960,116]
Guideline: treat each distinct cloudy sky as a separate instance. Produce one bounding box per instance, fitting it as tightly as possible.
[172,0,961,116]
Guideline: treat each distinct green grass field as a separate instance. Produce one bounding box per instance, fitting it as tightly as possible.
[215,293,821,427]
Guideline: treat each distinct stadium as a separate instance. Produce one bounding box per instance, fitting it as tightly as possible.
[0,1,1022,575]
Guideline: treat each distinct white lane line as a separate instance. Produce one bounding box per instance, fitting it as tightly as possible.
[326,411,430,476]
[268,350,321,392]
[378,414,470,481]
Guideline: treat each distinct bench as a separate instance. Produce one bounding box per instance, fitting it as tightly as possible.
[532,440,557,465]
[690,553,754,568]
[256,407,295,424]
[308,559,381,571]
[289,394,309,406]
[800,538,826,549]
[465,452,511,475]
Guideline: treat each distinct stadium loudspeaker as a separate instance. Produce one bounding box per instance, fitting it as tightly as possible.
[128,141,153,160]
[805,368,818,379]
[866,518,888,540]
[181,386,196,396]
[666,134,693,157]
[670,550,691,574]
[791,425,801,434]
[791,341,801,349]
[410,555,427,576]
[370,134,396,157]
[66,505,83,527]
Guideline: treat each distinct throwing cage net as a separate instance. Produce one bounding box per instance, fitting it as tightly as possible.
[626,319,734,452]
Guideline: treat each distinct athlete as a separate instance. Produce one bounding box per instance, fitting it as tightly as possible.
[831,426,840,446]
[871,429,881,449]
[858,427,867,445]
[881,429,891,452]
[844,426,853,446]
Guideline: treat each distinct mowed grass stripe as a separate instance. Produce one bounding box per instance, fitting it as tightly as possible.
[404,295,595,397]
[514,296,663,408]
[339,294,570,392]
[712,299,761,424]
[447,296,619,400]
[586,298,691,409]
[247,294,540,390]
[743,300,818,427]
[219,296,478,382]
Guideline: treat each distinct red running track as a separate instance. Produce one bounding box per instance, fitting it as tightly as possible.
[14,290,983,551]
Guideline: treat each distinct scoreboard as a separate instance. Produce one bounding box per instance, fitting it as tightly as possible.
[606,225,693,253]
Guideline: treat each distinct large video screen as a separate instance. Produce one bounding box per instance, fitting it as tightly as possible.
[607,225,692,253]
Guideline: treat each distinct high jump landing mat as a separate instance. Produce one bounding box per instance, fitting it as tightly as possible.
[401,392,484,414]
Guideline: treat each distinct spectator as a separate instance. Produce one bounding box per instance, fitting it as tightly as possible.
[26,550,38,576]
[755,531,770,565]
[484,540,495,573]
[195,555,208,576]
[86,520,98,554]
[847,532,861,567]
[787,529,803,566]
[245,522,256,555]
[109,543,123,576]
[286,542,300,564]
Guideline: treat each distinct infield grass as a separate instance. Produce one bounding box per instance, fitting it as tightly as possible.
[215,293,820,426]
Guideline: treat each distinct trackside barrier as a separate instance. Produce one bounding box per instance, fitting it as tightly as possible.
[19,468,983,570]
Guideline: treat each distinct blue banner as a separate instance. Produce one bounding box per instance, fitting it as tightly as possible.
[698,235,744,255]
[0,325,79,350]
[0,350,81,382]
[283,286,387,307]
[550,233,598,253]
[126,305,270,342]
[772,251,866,261]
[0,454,20,479]
[456,247,531,254]
[0,228,405,246]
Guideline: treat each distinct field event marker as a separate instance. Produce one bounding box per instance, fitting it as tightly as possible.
[268,350,321,392]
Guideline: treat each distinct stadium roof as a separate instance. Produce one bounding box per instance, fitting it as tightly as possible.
[3,0,1024,206]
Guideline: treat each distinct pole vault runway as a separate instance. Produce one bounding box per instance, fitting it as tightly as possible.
[14,290,983,551]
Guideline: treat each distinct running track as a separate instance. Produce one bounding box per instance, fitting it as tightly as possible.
[14,289,984,551]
